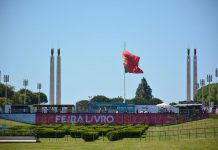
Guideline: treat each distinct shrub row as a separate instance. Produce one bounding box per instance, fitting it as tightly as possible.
[106,131,123,141]
[70,129,84,138]
[35,128,65,138]
[119,129,142,138]
[81,132,99,141]
[0,124,149,140]
[106,125,149,141]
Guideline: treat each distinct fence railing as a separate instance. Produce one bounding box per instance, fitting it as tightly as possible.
[145,127,218,141]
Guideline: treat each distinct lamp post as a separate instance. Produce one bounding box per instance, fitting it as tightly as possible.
[200,79,205,104]
[216,68,218,109]
[3,75,9,104]
[0,70,2,84]
[196,83,199,101]
[88,96,92,100]
[23,79,28,112]
[207,75,212,109]
[216,68,218,78]
[37,83,42,105]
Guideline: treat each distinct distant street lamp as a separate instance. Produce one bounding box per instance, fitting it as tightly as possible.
[216,68,218,78]
[200,79,205,104]
[0,70,2,84]
[37,83,42,105]
[23,79,28,112]
[216,68,218,109]
[207,75,212,108]
[196,83,199,101]
[3,75,9,104]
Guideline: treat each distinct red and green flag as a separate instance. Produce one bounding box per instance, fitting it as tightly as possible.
[122,50,143,73]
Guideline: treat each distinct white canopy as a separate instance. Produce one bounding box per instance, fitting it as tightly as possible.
[156,103,171,108]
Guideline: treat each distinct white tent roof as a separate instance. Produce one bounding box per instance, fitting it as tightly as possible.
[156,103,171,108]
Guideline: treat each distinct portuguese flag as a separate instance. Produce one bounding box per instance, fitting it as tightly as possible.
[122,50,143,73]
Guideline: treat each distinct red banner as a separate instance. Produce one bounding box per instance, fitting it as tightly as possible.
[36,114,193,125]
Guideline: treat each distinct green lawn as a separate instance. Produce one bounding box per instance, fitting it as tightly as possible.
[0,138,217,150]
[0,118,218,150]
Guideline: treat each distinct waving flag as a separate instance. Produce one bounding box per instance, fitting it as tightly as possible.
[122,50,143,73]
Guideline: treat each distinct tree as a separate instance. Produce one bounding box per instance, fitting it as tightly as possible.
[13,89,48,105]
[76,100,89,105]
[0,97,13,108]
[169,102,177,106]
[32,92,48,104]
[90,95,110,102]
[148,98,162,105]
[0,83,15,100]
[131,97,146,105]
[131,97,162,105]
[135,77,152,100]
[110,97,124,103]
[0,83,48,106]
[196,83,218,105]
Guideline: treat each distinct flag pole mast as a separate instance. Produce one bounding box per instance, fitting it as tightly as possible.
[123,41,126,103]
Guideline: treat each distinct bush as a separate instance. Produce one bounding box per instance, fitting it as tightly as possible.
[36,128,65,138]
[106,131,123,141]
[81,132,99,142]
[56,125,72,135]
[119,129,142,138]
[70,129,84,138]
[96,128,112,136]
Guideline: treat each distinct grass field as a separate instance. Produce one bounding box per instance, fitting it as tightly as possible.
[0,138,217,150]
[0,118,218,150]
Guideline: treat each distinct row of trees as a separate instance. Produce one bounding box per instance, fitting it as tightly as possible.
[77,77,163,105]
[0,83,48,107]
[77,96,162,105]
[195,83,218,105]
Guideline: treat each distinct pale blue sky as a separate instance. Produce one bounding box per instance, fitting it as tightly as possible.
[0,0,218,104]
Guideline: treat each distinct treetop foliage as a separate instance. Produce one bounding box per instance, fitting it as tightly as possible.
[0,83,48,107]
[196,83,218,105]
[135,77,152,100]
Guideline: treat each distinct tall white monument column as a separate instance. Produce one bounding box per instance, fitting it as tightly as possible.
[50,48,55,104]
[187,48,191,101]
[56,48,61,105]
[193,48,197,101]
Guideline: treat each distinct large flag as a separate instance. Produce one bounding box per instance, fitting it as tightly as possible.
[122,50,143,73]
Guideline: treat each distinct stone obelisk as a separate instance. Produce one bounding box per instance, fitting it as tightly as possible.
[187,48,191,101]
[193,48,197,101]
[56,48,61,105]
[50,48,55,104]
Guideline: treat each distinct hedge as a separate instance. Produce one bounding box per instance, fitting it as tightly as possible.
[106,131,123,141]
[70,129,85,138]
[35,129,65,138]
[81,132,99,142]
[119,129,142,138]
[96,128,112,136]
[106,125,149,141]
[0,124,149,140]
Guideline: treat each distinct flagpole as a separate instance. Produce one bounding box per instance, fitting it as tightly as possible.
[124,70,126,103]
[123,41,126,103]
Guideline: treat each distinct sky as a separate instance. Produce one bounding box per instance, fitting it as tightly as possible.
[0,0,218,105]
